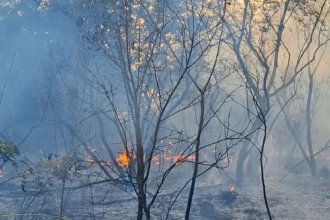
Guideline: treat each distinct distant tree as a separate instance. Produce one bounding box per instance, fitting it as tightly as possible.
[221,0,329,185]
[219,1,329,218]
[279,45,329,178]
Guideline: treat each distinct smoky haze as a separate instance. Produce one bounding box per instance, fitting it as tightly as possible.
[0,1,329,220]
[0,1,81,156]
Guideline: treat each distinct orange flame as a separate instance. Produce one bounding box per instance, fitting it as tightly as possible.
[84,155,95,163]
[116,150,130,167]
[82,143,204,169]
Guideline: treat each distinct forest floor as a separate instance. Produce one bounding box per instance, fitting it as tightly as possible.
[0,174,329,219]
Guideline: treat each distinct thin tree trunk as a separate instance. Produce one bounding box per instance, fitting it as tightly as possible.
[260,117,272,220]
[235,141,249,185]
[185,94,204,220]
[136,126,146,220]
[60,179,65,220]
[306,73,316,176]
[236,120,260,186]
[134,100,148,220]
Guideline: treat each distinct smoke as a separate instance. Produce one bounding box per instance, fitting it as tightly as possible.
[0,0,329,179]
[0,1,80,156]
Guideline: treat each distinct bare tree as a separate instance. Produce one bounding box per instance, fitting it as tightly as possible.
[221,0,329,186]
[279,44,329,178]
[61,0,249,219]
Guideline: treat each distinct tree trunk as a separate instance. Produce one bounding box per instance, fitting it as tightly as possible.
[235,141,249,186]
[236,120,261,186]
[185,94,204,220]
[306,73,317,176]
[247,147,260,180]
[136,130,146,220]
[134,100,148,220]
[60,179,65,220]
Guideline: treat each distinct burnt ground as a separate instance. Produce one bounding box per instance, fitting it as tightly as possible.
[0,175,329,219]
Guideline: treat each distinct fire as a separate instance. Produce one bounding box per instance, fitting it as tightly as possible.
[82,143,202,169]
[151,151,196,166]
[173,155,181,163]
[116,150,130,167]
[229,186,235,192]
[151,155,161,165]
[224,156,232,164]
[84,155,95,163]
[171,154,195,164]
[83,149,131,167]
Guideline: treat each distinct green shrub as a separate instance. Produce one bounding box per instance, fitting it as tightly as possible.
[0,140,19,163]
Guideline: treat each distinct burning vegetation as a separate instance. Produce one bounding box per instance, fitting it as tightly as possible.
[83,145,198,169]
[0,0,329,220]
[116,150,130,167]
